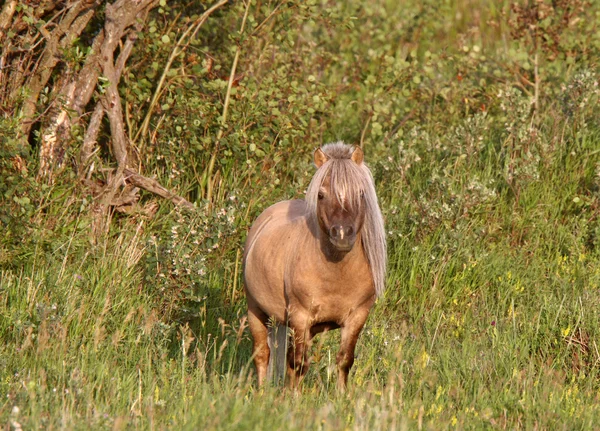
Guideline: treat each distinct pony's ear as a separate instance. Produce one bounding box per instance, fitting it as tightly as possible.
[351,146,364,165]
[314,148,329,168]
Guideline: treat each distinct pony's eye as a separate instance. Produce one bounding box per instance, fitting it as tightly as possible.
[318,192,324,200]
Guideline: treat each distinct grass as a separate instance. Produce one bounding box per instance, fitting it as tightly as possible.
[3,125,600,429]
[2,0,600,429]
[3,213,600,430]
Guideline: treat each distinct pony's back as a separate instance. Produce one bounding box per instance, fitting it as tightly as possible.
[243,199,307,264]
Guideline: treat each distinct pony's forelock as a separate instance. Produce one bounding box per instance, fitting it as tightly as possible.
[305,142,388,297]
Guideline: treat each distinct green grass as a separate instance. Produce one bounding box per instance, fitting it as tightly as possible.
[3,187,600,429]
[3,128,600,429]
[2,0,600,429]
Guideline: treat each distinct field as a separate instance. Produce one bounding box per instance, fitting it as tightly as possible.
[2,0,600,429]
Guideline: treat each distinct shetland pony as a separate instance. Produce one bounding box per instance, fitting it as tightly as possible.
[243,142,386,390]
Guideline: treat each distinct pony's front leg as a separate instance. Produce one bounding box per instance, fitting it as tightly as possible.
[337,307,370,392]
[286,318,312,389]
[248,306,270,386]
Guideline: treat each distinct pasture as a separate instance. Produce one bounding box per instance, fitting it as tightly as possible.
[1,0,600,429]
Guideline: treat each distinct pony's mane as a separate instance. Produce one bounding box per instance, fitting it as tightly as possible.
[305,142,387,297]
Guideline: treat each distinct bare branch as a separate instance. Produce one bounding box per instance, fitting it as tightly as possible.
[99,0,158,171]
[79,102,104,177]
[20,0,101,139]
[71,31,105,115]
[38,0,158,180]
[78,25,140,178]
[124,169,195,210]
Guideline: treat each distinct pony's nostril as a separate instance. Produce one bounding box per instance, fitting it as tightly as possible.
[330,226,338,237]
[347,226,353,236]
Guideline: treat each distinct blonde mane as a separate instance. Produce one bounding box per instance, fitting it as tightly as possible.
[305,142,387,297]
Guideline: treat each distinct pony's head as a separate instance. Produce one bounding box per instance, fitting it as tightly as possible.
[306,142,387,296]
[309,144,365,251]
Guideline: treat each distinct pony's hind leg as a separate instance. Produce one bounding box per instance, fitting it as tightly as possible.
[337,307,370,392]
[248,306,270,386]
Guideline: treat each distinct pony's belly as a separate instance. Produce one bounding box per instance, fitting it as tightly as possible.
[309,294,374,324]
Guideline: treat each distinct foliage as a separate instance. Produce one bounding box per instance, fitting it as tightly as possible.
[0,115,39,268]
[1,0,600,429]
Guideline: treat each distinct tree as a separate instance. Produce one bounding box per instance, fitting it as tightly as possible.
[1,0,227,234]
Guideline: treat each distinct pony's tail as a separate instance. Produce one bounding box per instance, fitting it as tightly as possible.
[267,323,288,385]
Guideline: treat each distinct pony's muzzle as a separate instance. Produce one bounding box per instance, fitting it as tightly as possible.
[329,225,355,251]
